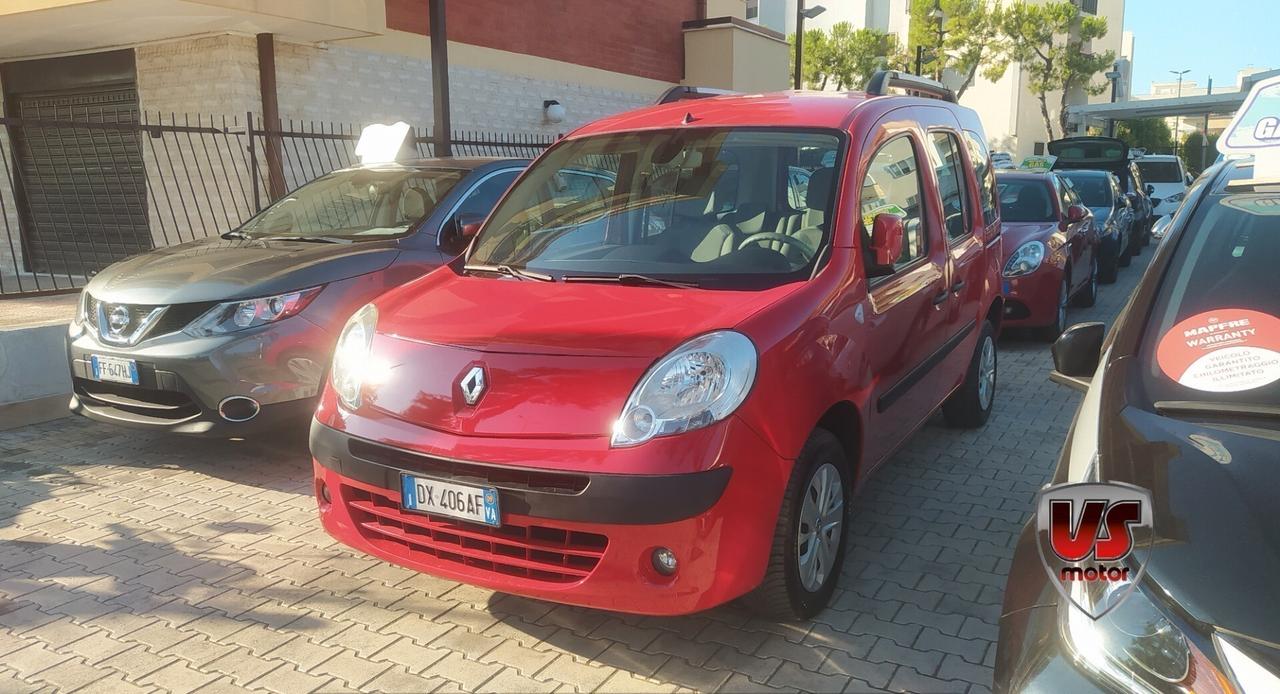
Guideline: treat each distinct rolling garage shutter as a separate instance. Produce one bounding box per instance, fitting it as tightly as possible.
[12,86,150,275]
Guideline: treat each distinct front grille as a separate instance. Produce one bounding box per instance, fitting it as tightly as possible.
[348,439,589,495]
[74,377,201,421]
[85,294,217,341]
[343,484,608,584]
[151,301,218,337]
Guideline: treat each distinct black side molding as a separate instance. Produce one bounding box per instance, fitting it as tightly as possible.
[877,320,977,413]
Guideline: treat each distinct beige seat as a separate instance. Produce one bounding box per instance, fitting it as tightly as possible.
[399,187,429,223]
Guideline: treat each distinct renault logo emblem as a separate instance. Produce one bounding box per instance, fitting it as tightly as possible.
[459,365,487,405]
[107,305,131,335]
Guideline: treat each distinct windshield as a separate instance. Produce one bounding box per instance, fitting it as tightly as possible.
[1140,192,1280,407]
[467,127,843,288]
[1059,173,1112,207]
[996,178,1056,222]
[236,167,465,240]
[1137,160,1184,183]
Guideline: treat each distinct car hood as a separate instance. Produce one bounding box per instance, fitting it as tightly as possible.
[361,268,795,437]
[86,236,401,305]
[1101,392,1280,644]
[999,222,1059,257]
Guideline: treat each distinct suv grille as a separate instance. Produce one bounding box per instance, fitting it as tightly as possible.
[343,484,607,584]
[73,378,201,421]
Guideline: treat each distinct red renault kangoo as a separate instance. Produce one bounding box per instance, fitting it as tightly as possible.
[313,71,1004,618]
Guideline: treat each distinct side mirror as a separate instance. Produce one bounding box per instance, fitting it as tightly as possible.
[1185,173,1194,185]
[869,213,905,268]
[1151,215,1173,240]
[439,213,485,256]
[1050,322,1105,392]
[1125,192,1140,208]
[1066,204,1088,223]
[1145,183,1155,196]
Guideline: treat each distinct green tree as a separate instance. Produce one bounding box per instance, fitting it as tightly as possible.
[789,23,910,91]
[1181,130,1220,176]
[1115,118,1173,153]
[908,0,1004,99]
[788,28,835,89]
[986,1,1116,140]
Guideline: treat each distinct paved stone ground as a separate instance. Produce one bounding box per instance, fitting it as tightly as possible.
[0,252,1149,693]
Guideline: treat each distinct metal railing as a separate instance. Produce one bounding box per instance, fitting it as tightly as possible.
[0,112,554,297]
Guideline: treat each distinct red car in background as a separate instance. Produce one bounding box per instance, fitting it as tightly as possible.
[312,72,1004,618]
[996,171,1098,340]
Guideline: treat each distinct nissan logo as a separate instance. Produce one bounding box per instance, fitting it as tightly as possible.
[107,305,131,335]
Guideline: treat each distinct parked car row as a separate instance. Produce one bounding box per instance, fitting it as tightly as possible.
[66,71,1007,620]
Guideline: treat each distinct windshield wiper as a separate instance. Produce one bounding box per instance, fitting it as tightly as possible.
[222,231,252,240]
[1154,400,1280,421]
[462,263,555,282]
[563,273,700,289]
[267,235,352,244]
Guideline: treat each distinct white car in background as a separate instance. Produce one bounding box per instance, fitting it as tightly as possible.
[992,151,1016,169]
[1135,154,1192,218]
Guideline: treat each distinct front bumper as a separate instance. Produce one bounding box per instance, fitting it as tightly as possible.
[311,415,790,616]
[1000,265,1064,329]
[66,315,328,436]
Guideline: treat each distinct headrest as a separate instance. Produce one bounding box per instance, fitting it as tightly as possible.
[400,187,428,221]
[806,167,835,210]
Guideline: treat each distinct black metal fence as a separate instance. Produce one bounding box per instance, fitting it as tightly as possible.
[0,112,553,297]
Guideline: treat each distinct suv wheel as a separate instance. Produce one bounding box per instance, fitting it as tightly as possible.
[1073,255,1098,308]
[942,320,997,428]
[742,429,848,620]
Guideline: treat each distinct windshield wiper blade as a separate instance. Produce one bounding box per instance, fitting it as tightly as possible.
[1154,400,1280,421]
[563,273,699,289]
[462,263,555,282]
[268,235,352,244]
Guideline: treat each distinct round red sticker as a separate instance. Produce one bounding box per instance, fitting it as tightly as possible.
[1156,309,1280,393]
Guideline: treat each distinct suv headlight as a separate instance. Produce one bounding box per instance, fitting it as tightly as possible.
[72,289,97,337]
[331,303,378,411]
[184,287,322,337]
[1003,240,1045,277]
[1166,192,1185,204]
[611,331,756,447]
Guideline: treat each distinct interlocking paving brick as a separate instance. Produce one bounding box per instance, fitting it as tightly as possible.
[0,253,1148,693]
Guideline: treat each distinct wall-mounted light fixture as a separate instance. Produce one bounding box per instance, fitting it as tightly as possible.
[543,99,566,124]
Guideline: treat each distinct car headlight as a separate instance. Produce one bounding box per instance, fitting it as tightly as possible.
[1003,240,1045,277]
[1064,579,1190,688]
[184,287,322,337]
[1166,192,1185,204]
[331,303,378,411]
[611,331,756,447]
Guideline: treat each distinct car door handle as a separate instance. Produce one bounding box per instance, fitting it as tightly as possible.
[932,290,949,306]
[950,280,966,294]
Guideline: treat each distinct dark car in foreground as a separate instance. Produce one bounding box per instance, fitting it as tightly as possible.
[67,157,527,436]
[995,158,1280,692]
[1050,136,1155,254]
[1057,169,1135,283]
[996,171,1098,340]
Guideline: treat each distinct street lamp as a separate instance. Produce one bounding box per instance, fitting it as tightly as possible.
[793,1,827,89]
[1104,62,1122,136]
[1170,68,1191,154]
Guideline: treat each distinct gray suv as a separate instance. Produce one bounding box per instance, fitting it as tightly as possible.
[67,157,526,436]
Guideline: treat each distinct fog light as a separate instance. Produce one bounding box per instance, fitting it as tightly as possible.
[320,483,332,503]
[652,548,678,575]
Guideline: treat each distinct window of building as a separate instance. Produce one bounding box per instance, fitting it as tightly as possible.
[746,0,759,20]
[1033,142,1046,155]
[1078,0,1099,14]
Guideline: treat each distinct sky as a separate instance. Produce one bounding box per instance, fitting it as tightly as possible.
[1124,0,1275,95]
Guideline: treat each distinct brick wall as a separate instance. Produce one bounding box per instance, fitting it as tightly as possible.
[385,0,700,83]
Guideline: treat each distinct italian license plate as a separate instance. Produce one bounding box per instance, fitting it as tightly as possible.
[401,474,501,527]
[90,355,139,385]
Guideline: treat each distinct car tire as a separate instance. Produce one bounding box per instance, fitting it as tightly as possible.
[942,320,997,428]
[742,429,849,621]
[1037,278,1070,342]
[1099,245,1119,284]
[1073,255,1098,308]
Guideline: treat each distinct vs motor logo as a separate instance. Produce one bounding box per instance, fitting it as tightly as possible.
[1034,482,1154,618]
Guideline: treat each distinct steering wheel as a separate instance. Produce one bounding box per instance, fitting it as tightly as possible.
[737,232,815,258]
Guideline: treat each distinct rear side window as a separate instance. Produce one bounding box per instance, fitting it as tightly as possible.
[454,170,521,220]
[963,132,998,226]
[930,131,970,240]
[862,135,927,271]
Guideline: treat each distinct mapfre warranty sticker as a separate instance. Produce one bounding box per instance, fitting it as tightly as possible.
[1156,309,1280,392]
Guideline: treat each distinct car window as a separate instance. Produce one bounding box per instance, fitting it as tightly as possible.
[996,178,1056,223]
[930,131,970,241]
[469,127,843,288]
[1136,160,1184,183]
[1060,173,1112,207]
[1139,193,1280,408]
[454,169,521,220]
[1056,177,1075,212]
[788,167,810,210]
[963,132,998,226]
[861,135,927,272]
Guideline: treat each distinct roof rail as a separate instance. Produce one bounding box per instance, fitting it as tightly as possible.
[655,86,740,104]
[865,70,955,103]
